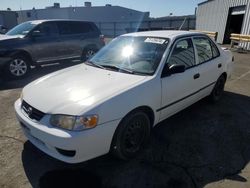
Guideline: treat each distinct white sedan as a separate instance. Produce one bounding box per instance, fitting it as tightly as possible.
[15,31,234,163]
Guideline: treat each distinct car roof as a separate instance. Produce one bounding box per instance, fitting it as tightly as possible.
[27,19,92,25]
[123,30,204,39]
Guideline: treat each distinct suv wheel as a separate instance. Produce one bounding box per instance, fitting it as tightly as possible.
[82,48,97,61]
[4,55,30,79]
[111,111,151,160]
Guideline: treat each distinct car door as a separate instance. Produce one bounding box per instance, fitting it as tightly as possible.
[159,37,200,121]
[30,22,61,63]
[192,36,221,99]
[57,21,83,59]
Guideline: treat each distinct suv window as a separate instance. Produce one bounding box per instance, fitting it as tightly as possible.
[193,37,213,64]
[70,22,93,34]
[58,22,93,35]
[57,22,71,35]
[167,38,195,69]
[35,22,59,37]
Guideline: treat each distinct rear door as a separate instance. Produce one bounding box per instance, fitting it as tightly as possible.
[192,36,221,98]
[30,22,61,63]
[57,21,96,59]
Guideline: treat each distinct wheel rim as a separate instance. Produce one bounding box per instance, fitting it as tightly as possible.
[214,78,225,98]
[122,116,147,154]
[9,59,27,76]
[85,50,95,59]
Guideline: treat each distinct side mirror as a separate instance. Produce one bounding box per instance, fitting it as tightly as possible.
[31,30,44,38]
[161,64,185,77]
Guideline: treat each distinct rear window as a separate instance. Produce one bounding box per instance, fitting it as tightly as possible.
[57,22,94,35]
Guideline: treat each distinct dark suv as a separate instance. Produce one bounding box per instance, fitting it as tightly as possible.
[0,20,105,79]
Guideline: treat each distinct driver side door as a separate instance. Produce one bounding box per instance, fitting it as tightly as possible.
[29,22,61,63]
[159,37,201,121]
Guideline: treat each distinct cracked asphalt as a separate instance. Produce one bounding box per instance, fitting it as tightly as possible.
[0,51,250,188]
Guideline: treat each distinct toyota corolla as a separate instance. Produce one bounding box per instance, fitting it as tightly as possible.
[15,31,234,163]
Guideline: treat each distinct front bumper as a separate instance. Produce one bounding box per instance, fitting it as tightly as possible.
[15,99,120,163]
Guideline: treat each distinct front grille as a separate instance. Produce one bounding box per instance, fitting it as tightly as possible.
[21,100,45,121]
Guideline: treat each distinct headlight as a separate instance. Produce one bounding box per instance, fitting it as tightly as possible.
[50,114,98,131]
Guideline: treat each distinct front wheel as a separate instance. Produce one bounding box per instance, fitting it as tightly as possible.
[209,75,226,103]
[111,111,151,160]
[4,55,30,79]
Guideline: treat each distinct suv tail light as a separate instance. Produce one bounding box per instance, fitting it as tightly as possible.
[100,35,105,45]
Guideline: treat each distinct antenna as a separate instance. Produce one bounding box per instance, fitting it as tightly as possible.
[179,17,187,30]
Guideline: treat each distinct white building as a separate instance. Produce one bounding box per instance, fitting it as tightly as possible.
[196,0,250,49]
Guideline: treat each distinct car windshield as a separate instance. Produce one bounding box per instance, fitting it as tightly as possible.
[89,36,169,75]
[6,22,37,36]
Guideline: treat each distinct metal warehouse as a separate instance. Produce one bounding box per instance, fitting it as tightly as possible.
[196,0,250,49]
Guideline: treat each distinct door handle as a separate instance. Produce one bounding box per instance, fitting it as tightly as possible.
[218,63,222,68]
[193,73,200,79]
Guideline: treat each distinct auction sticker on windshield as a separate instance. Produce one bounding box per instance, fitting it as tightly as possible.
[144,38,166,44]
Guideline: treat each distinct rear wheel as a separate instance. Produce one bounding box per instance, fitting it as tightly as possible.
[111,111,151,160]
[4,55,30,79]
[209,75,226,103]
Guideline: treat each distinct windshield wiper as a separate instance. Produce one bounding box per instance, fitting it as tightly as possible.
[85,61,105,69]
[100,64,134,74]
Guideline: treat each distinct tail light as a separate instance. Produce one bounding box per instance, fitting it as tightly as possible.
[100,35,105,45]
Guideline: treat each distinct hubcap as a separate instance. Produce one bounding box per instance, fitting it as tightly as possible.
[123,116,147,153]
[9,59,27,76]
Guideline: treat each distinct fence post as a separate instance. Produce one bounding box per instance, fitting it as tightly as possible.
[114,22,116,37]
[169,19,172,29]
[148,21,151,30]
[215,32,218,42]
[187,18,190,30]
[99,22,102,30]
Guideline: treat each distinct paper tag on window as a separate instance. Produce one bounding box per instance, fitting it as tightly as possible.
[145,38,166,44]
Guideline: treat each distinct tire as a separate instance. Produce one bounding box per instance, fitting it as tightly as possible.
[4,55,31,79]
[81,47,97,61]
[111,111,151,160]
[209,75,226,103]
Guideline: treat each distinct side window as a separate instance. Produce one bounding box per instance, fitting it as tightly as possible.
[167,38,195,69]
[70,22,93,34]
[36,22,59,37]
[211,42,220,58]
[57,22,72,35]
[193,37,213,64]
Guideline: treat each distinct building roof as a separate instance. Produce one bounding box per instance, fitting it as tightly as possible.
[198,0,215,6]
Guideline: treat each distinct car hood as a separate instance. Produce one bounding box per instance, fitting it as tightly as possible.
[0,34,23,41]
[23,64,147,115]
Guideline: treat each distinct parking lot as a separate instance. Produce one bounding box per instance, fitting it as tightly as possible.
[0,51,250,188]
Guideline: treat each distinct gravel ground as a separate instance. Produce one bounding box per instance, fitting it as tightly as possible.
[0,51,250,188]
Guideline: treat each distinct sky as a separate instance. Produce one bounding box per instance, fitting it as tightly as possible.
[0,0,205,17]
